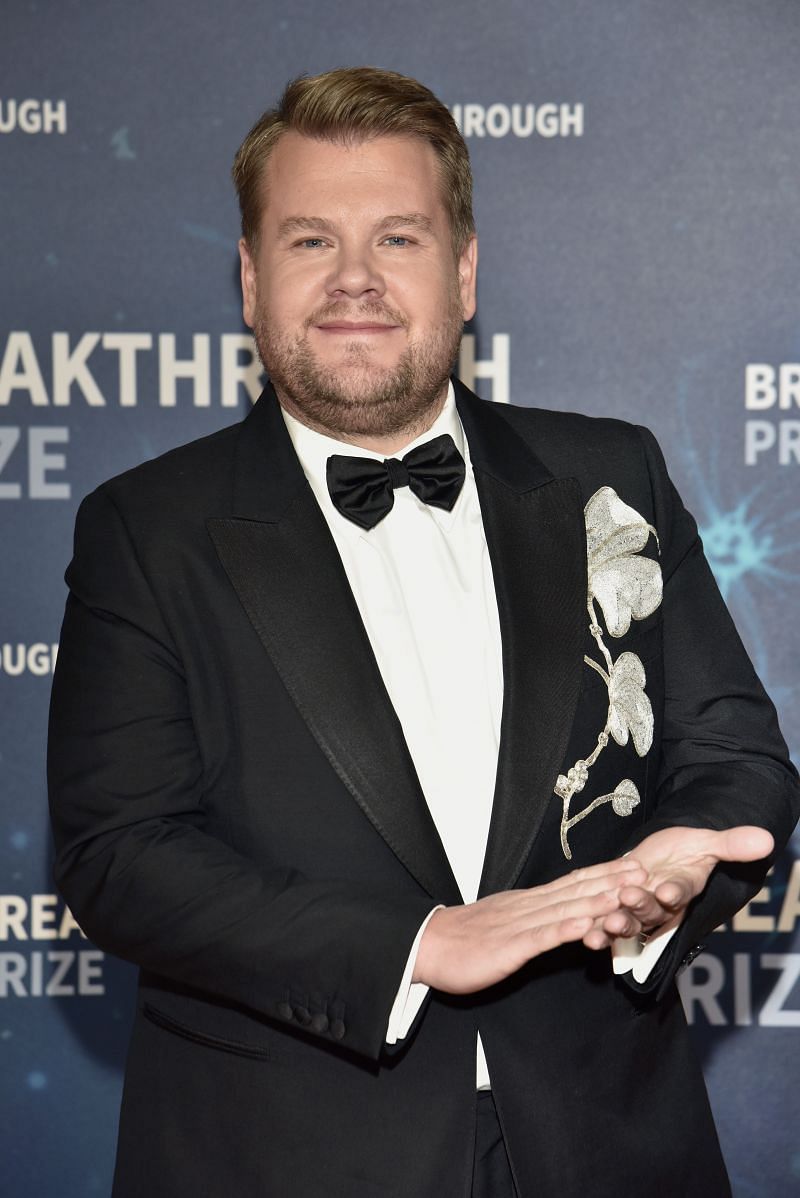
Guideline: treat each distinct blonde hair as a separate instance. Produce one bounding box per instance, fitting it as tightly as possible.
[232,66,474,256]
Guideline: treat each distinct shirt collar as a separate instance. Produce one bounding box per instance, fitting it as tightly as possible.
[281,381,469,535]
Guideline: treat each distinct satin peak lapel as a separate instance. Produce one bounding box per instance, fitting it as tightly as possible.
[455,384,586,897]
[207,389,462,906]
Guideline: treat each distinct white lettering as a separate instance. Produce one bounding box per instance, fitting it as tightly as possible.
[0,954,27,996]
[29,427,70,498]
[0,895,84,939]
[0,428,22,498]
[102,333,153,407]
[733,952,752,1025]
[0,99,67,135]
[0,950,106,998]
[450,102,583,139]
[759,954,800,1026]
[58,905,84,940]
[41,99,67,135]
[0,100,16,134]
[220,334,263,407]
[52,333,104,406]
[560,103,584,136]
[778,421,800,464]
[677,953,727,1025]
[30,895,59,940]
[744,420,776,464]
[732,883,774,932]
[777,861,800,933]
[463,104,485,138]
[0,333,49,405]
[778,364,800,409]
[459,334,510,404]
[485,104,511,138]
[17,99,42,135]
[45,951,74,997]
[78,950,105,995]
[29,951,42,997]
[510,104,535,137]
[0,644,59,675]
[159,334,211,407]
[744,363,800,410]
[26,644,54,676]
[0,644,25,676]
[0,897,28,940]
[745,364,776,410]
[536,103,560,138]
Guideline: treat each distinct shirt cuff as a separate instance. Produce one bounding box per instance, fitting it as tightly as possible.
[385,906,442,1044]
[611,924,678,983]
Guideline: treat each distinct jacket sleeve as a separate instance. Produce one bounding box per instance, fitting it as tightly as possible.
[47,485,433,1058]
[620,424,799,996]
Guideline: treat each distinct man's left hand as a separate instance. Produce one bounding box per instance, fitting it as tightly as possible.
[582,825,774,950]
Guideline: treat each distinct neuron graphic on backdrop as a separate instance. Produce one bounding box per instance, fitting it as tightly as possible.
[673,375,800,777]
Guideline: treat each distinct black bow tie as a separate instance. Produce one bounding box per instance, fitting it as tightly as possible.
[326,433,466,530]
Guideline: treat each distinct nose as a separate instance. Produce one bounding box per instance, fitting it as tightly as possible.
[325,241,386,300]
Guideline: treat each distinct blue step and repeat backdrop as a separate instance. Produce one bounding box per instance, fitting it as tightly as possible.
[2,1,799,1194]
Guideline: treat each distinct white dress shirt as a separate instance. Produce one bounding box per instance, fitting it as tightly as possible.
[282,383,673,1089]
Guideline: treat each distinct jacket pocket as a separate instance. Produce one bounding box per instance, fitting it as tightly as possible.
[142,1001,285,1062]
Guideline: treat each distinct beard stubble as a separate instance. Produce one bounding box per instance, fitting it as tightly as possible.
[252,286,465,442]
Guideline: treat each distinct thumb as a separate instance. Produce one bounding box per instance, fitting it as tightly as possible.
[709,825,774,864]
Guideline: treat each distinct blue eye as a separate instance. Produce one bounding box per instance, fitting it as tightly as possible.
[300,238,326,249]
[384,236,409,247]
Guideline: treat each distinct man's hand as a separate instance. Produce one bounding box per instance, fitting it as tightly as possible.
[413,858,647,993]
[583,824,775,950]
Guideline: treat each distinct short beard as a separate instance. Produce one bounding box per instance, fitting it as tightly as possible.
[252,292,464,442]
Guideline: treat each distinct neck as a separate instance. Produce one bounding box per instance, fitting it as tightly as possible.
[276,389,449,457]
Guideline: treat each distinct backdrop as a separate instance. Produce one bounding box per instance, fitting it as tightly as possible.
[2,1,799,1194]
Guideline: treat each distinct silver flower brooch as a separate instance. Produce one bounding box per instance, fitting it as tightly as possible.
[554,487,662,859]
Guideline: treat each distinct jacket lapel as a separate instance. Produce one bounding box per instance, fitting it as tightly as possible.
[207,388,462,906]
[455,384,587,897]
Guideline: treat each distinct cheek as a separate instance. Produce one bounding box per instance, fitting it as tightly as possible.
[255,282,311,332]
[390,269,455,318]
[258,257,325,310]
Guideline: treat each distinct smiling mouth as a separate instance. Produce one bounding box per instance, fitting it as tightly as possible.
[314,322,401,334]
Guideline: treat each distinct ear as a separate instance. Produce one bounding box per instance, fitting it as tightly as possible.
[239,237,258,328]
[458,235,478,322]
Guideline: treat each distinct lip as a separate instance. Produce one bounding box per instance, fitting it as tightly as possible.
[314,322,401,333]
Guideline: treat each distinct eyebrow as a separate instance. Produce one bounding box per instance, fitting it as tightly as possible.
[277,212,436,239]
[375,213,435,235]
[277,216,338,238]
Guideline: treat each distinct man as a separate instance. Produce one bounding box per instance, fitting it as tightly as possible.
[48,68,798,1197]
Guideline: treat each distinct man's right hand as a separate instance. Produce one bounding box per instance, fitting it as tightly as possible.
[412,858,646,993]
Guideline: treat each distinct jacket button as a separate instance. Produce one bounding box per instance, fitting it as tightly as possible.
[682,944,706,968]
[294,1006,312,1027]
[311,1013,329,1033]
[330,1019,346,1040]
[277,1002,293,1021]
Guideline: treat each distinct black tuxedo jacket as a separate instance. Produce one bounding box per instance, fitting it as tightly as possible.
[48,381,799,1198]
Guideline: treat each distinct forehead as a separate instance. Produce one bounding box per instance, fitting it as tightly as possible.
[259,131,446,223]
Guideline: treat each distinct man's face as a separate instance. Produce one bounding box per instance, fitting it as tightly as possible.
[239,131,477,443]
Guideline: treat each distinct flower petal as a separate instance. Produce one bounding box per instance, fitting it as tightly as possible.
[607,652,654,756]
[585,486,662,636]
[610,778,641,817]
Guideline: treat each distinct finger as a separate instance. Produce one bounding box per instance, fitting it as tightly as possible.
[583,926,613,951]
[616,884,677,926]
[711,826,774,864]
[652,878,693,908]
[507,913,598,964]
[542,861,646,897]
[525,887,623,931]
[600,909,644,939]
[546,872,648,910]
